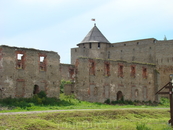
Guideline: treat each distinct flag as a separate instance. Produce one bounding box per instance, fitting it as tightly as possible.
[91,19,96,21]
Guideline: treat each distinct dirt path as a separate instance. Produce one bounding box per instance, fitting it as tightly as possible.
[0,108,169,115]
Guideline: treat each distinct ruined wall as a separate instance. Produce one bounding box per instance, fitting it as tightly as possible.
[0,45,60,99]
[75,57,157,103]
[60,64,75,81]
[64,84,74,95]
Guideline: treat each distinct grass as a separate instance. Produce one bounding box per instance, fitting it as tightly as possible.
[0,93,172,129]
[0,93,170,113]
[0,109,172,130]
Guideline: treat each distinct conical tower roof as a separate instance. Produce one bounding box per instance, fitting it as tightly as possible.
[78,24,110,45]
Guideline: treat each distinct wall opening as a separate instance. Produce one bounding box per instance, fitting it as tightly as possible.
[89,60,95,76]
[117,91,123,100]
[118,64,123,78]
[135,89,139,97]
[16,52,25,69]
[89,43,92,49]
[104,62,110,76]
[108,51,110,59]
[69,68,74,79]
[33,85,39,94]
[39,55,47,71]
[142,67,147,79]
[98,43,100,49]
[131,65,136,77]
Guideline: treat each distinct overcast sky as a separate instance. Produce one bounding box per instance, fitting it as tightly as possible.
[1,0,173,63]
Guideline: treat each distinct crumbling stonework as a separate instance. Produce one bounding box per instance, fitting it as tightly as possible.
[70,25,173,102]
[74,58,157,102]
[60,64,75,81]
[0,45,60,98]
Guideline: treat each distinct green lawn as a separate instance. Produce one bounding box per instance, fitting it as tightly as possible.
[0,109,172,130]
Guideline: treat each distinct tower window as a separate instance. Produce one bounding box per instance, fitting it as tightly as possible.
[89,43,92,49]
[98,43,100,49]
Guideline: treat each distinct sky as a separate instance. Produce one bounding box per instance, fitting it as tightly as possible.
[0,0,173,64]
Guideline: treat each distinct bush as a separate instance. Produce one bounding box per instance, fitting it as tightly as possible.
[104,99,110,104]
[160,97,169,106]
[37,91,47,98]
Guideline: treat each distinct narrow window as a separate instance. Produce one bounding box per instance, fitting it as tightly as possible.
[69,68,74,79]
[39,55,46,71]
[131,65,136,77]
[98,43,100,49]
[89,60,95,75]
[108,51,110,59]
[104,62,110,76]
[118,64,123,78]
[89,43,92,49]
[142,67,147,79]
[16,52,25,69]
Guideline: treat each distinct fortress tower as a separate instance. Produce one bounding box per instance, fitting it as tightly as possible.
[71,24,110,64]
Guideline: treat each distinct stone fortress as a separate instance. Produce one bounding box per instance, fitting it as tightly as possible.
[0,24,173,103]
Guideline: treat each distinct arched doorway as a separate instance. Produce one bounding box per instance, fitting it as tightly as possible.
[33,85,39,94]
[117,91,123,100]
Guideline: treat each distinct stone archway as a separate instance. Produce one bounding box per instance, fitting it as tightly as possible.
[117,91,123,100]
[33,85,39,94]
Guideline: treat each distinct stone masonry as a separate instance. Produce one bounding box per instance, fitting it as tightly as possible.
[0,24,173,103]
[0,45,60,98]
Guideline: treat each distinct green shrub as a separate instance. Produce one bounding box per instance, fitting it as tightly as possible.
[104,99,110,104]
[37,91,47,98]
[160,97,169,106]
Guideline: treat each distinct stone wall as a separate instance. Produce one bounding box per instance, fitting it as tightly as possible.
[60,63,75,81]
[75,57,158,103]
[0,45,60,99]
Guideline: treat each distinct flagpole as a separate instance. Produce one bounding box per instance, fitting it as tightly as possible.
[91,18,96,26]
